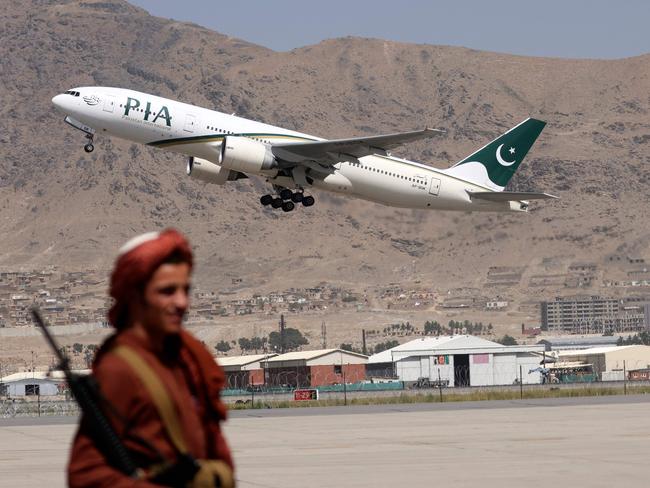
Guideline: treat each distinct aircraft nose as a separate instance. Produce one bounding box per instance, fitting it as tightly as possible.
[51,94,65,111]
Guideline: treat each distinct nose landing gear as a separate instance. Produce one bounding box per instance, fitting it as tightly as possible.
[260,189,315,212]
[64,115,96,153]
[83,133,95,153]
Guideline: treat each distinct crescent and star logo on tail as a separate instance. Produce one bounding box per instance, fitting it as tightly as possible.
[496,144,516,166]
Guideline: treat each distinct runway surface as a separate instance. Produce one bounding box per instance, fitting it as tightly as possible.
[2,395,648,487]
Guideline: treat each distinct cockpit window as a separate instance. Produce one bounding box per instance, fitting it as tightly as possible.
[65,90,80,96]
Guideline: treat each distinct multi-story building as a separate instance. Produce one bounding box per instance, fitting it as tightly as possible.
[541,296,646,334]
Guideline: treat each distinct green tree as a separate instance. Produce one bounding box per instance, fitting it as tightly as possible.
[372,340,399,354]
[72,343,83,355]
[340,343,361,354]
[250,336,266,353]
[268,327,309,352]
[497,334,518,346]
[619,332,650,346]
[424,320,442,336]
[215,340,231,353]
[238,337,252,352]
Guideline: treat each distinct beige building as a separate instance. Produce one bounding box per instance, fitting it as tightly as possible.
[559,345,650,379]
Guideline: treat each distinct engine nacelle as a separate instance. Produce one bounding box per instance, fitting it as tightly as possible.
[219,136,277,174]
[186,157,232,185]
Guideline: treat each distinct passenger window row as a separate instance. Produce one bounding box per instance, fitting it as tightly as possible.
[356,163,424,184]
[205,126,271,144]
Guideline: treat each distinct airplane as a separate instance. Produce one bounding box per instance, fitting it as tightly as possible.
[51,87,557,213]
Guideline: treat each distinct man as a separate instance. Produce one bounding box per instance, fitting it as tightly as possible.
[68,229,234,487]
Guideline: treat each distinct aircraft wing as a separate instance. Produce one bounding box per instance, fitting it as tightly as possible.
[468,191,559,202]
[271,128,444,165]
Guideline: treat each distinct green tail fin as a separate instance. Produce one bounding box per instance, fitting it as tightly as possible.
[446,118,546,190]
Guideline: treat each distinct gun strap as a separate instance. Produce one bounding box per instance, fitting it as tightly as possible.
[113,345,189,455]
[113,345,236,488]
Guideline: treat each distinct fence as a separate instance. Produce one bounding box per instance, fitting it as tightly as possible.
[0,397,80,418]
[4,362,650,416]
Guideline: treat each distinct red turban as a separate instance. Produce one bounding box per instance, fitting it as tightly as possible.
[108,229,193,329]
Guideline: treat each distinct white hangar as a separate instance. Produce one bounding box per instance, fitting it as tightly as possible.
[0,370,89,397]
[368,335,545,387]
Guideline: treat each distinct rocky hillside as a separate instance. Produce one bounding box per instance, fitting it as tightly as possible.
[1,0,650,311]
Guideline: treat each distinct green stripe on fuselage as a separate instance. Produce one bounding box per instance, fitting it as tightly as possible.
[148,132,317,148]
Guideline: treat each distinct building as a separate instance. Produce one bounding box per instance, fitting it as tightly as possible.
[368,336,545,387]
[0,370,89,396]
[261,349,368,388]
[541,296,648,334]
[216,353,277,389]
[541,296,619,333]
[558,345,650,381]
[537,336,621,351]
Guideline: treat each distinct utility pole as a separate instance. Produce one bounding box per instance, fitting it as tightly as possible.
[279,314,286,354]
[321,321,327,349]
[362,329,367,356]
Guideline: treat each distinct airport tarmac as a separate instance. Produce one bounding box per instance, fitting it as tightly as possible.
[1,395,648,487]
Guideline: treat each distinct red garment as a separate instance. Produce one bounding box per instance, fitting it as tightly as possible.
[68,329,233,487]
[108,229,193,330]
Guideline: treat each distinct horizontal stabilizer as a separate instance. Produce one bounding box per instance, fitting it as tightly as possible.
[468,191,558,202]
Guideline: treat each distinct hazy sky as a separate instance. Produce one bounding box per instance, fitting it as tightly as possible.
[128,0,649,59]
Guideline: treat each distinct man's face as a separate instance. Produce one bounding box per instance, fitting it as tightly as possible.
[139,262,191,337]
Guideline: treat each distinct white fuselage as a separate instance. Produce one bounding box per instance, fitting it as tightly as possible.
[52,87,523,212]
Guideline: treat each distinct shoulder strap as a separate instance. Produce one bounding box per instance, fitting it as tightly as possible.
[113,345,189,455]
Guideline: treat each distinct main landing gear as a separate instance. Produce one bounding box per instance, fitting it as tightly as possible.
[260,190,315,212]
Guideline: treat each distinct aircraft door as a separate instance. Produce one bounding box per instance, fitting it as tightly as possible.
[183,114,197,133]
[103,95,116,113]
[429,177,441,196]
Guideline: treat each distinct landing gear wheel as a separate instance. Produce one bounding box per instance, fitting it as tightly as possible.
[84,143,94,153]
[291,192,304,203]
[279,188,293,200]
[302,195,315,207]
[281,201,295,212]
[260,194,273,206]
[271,197,283,209]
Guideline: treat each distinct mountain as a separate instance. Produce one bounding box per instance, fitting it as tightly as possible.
[1,0,650,334]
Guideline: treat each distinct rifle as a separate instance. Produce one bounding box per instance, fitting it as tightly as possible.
[30,307,140,478]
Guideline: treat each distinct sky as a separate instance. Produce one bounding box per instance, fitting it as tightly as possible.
[127,0,650,59]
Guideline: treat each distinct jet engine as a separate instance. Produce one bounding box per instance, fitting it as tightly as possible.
[219,136,277,174]
[186,157,234,185]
